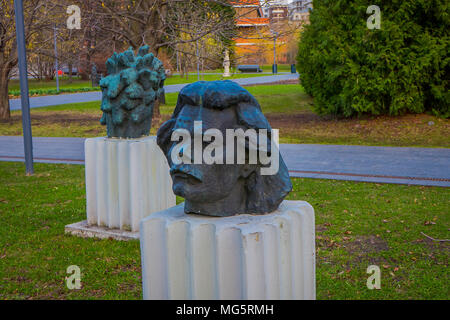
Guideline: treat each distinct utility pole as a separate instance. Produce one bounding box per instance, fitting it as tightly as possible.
[14,0,34,175]
[54,25,60,92]
[176,50,179,73]
[196,39,200,81]
[272,31,278,74]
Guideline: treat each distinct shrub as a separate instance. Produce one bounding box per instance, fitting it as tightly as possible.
[297,0,449,118]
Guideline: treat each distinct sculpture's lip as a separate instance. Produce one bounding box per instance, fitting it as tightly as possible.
[171,169,202,183]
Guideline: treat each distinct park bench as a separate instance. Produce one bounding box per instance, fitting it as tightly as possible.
[237,65,262,73]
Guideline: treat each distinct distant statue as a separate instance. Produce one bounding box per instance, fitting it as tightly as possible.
[91,64,100,87]
[99,46,166,138]
[222,49,231,77]
[157,80,292,217]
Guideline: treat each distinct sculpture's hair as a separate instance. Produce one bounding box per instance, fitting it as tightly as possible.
[99,45,165,138]
[157,80,292,214]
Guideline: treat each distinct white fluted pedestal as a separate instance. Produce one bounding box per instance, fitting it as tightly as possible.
[84,136,176,232]
[140,200,315,300]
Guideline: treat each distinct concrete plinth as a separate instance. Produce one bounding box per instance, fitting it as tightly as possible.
[65,220,139,241]
[84,136,176,232]
[140,200,315,300]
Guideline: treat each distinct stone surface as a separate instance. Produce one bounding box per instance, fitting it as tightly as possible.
[140,200,315,300]
[85,136,176,232]
[99,45,166,138]
[157,80,292,217]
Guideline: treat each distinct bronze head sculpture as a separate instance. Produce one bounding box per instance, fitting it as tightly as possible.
[157,80,292,216]
[99,46,165,138]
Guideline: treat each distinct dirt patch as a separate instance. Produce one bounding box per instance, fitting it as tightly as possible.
[267,112,324,126]
[267,112,450,147]
[339,235,391,266]
[267,112,445,129]
[0,112,100,125]
[242,79,299,87]
[2,105,448,148]
[345,235,389,254]
[1,112,171,127]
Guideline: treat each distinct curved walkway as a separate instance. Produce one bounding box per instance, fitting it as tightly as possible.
[1,136,449,187]
[9,74,298,111]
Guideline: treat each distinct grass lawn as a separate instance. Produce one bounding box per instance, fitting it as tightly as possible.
[2,84,449,148]
[8,73,269,97]
[0,162,448,299]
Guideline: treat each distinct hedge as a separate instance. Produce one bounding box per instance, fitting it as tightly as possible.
[9,87,100,97]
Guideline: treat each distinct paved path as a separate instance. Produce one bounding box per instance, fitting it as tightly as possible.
[1,136,449,187]
[9,74,298,111]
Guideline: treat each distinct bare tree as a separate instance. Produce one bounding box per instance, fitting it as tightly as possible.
[0,0,58,120]
[88,1,235,62]
[85,0,236,115]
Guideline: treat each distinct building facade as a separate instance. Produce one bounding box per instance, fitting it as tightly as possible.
[232,0,270,64]
[289,0,312,23]
[231,0,312,65]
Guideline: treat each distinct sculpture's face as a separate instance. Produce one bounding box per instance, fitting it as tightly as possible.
[157,80,293,216]
[167,105,246,202]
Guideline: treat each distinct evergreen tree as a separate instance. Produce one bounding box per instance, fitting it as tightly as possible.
[297,0,449,117]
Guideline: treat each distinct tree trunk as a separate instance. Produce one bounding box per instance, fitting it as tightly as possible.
[80,54,90,80]
[153,99,161,119]
[0,73,11,120]
[68,62,73,83]
[159,88,166,105]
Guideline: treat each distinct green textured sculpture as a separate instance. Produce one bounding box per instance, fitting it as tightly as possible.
[99,46,166,138]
